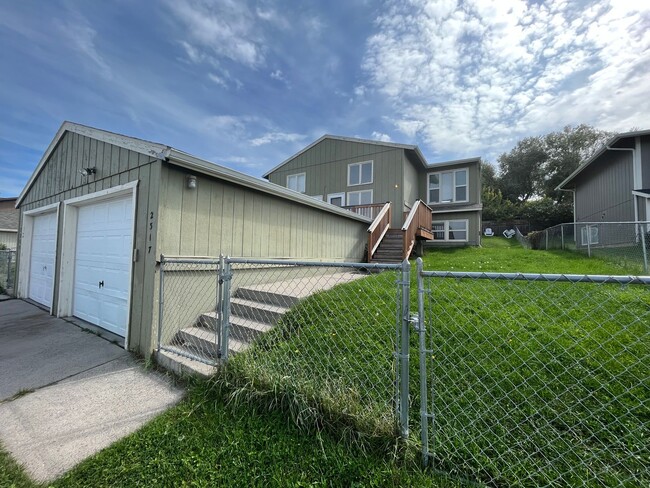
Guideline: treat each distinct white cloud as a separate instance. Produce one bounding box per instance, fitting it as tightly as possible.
[371,131,392,142]
[208,73,227,88]
[167,0,265,68]
[270,69,285,81]
[54,9,112,80]
[250,132,306,146]
[362,0,650,158]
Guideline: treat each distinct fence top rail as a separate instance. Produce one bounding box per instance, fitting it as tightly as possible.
[548,221,650,226]
[227,257,403,270]
[160,255,222,265]
[420,269,650,284]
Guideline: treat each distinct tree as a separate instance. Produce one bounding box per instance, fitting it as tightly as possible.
[497,136,546,202]
[541,124,612,201]
[481,162,499,191]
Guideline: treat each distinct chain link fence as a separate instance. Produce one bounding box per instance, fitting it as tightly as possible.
[158,256,409,437]
[521,222,650,273]
[0,250,16,296]
[158,254,649,485]
[417,260,650,487]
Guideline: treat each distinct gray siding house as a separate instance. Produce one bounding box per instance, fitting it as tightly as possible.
[264,135,483,246]
[0,197,19,250]
[556,129,650,245]
[15,122,369,356]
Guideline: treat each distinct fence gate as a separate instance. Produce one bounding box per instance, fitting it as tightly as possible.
[415,258,650,487]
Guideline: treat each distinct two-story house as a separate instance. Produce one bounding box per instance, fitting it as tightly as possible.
[556,129,650,246]
[263,135,483,250]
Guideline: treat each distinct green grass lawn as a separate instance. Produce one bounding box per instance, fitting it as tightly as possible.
[2,238,647,487]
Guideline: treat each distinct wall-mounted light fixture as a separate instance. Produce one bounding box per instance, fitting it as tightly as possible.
[79,167,97,177]
[186,174,197,189]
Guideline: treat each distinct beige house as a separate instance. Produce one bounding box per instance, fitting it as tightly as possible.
[15,122,369,355]
[264,135,483,248]
[0,197,19,250]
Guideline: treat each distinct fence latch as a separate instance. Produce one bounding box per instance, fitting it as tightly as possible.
[410,313,422,332]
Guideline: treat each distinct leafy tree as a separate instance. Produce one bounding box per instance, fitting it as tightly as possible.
[541,124,612,201]
[481,162,499,191]
[482,188,517,221]
[496,136,546,202]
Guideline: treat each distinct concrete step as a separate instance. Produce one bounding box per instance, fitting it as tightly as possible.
[197,312,273,343]
[175,326,220,358]
[156,348,217,379]
[230,297,289,324]
[235,287,300,307]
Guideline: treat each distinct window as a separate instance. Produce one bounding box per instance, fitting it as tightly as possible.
[348,161,373,186]
[428,169,468,204]
[327,193,345,207]
[347,190,373,206]
[287,173,306,193]
[581,225,599,245]
[431,220,468,241]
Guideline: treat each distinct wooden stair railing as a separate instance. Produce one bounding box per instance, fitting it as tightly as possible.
[367,202,392,262]
[401,200,434,259]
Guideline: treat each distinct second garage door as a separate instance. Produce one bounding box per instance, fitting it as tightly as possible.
[73,195,133,337]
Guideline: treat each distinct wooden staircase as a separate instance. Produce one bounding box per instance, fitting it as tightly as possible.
[371,229,404,263]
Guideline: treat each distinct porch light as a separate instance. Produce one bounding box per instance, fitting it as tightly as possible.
[186,174,197,189]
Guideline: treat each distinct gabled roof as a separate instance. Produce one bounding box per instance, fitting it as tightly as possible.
[16,122,370,223]
[262,134,431,177]
[17,122,169,206]
[556,128,650,191]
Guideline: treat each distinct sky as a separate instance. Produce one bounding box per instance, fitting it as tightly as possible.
[1,0,649,197]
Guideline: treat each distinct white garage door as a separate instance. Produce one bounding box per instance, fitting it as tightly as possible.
[29,212,57,307]
[73,195,133,337]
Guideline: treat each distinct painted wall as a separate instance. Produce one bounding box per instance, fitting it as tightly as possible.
[417,160,481,207]
[16,131,161,353]
[159,163,368,260]
[402,153,420,214]
[573,151,634,222]
[426,210,482,246]
[267,139,405,227]
[641,135,650,189]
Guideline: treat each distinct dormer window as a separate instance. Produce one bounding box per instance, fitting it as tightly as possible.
[428,169,468,204]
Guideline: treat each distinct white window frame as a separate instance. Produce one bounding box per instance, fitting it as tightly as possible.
[581,225,599,245]
[346,189,373,207]
[286,172,306,193]
[427,169,468,204]
[431,219,469,242]
[347,160,373,186]
[327,192,346,207]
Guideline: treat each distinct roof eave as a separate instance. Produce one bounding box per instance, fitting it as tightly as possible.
[168,150,372,223]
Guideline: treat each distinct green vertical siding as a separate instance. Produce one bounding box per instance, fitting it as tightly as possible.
[16,131,161,354]
[267,139,405,227]
[158,163,367,261]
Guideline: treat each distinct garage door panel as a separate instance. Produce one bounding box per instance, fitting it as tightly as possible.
[29,212,57,307]
[73,195,133,337]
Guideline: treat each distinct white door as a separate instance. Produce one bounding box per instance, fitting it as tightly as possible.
[73,195,133,337]
[29,212,57,307]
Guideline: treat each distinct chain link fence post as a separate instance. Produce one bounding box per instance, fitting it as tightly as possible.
[416,257,430,466]
[157,255,165,352]
[219,257,232,361]
[399,258,410,439]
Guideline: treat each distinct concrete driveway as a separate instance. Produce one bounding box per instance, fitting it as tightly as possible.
[0,299,184,482]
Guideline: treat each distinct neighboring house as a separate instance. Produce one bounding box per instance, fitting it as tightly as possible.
[15,122,369,356]
[263,135,483,246]
[0,197,19,250]
[556,129,650,246]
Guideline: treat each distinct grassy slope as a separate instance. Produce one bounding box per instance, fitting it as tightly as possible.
[417,239,649,485]
[2,239,646,487]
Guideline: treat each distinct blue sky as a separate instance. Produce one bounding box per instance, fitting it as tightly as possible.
[1,0,649,197]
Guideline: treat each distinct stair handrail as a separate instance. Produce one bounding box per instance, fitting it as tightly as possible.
[367,202,392,261]
[401,200,433,259]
